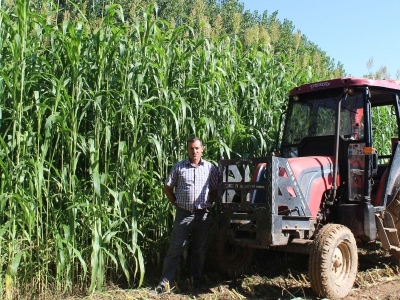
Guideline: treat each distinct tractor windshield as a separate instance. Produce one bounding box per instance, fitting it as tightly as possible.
[282,91,364,145]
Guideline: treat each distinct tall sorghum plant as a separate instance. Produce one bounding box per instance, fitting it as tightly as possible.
[0,1,344,297]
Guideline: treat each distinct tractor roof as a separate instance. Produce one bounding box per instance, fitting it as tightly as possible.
[290,77,400,96]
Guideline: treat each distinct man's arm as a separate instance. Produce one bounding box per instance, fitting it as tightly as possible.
[208,165,219,203]
[163,184,178,207]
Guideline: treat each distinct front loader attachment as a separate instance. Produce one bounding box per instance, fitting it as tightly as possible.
[217,156,316,248]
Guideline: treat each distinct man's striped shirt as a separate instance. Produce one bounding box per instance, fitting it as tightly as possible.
[165,158,218,211]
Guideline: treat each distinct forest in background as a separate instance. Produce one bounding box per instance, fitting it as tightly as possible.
[0,0,346,298]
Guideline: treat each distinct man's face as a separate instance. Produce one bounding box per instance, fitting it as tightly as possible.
[187,140,204,162]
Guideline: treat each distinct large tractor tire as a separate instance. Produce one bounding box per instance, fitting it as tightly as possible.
[309,224,358,299]
[208,226,254,277]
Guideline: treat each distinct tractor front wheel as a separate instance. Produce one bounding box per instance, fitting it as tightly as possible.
[309,224,358,299]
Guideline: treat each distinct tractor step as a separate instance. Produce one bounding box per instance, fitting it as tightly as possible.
[376,215,390,250]
[376,206,400,260]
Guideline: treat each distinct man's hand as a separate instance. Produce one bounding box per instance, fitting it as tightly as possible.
[208,189,218,203]
[163,184,178,207]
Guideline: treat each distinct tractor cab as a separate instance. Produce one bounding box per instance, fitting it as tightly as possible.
[281,77,400,211]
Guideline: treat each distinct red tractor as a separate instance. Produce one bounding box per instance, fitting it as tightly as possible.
[212,77,400,299]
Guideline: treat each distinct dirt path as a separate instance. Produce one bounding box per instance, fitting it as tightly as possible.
[121,278,400,300]
[346,279,400,300]
[131,247,400,300]
[61,247,400,300]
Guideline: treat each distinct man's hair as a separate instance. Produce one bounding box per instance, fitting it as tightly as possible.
[187,136,203,146]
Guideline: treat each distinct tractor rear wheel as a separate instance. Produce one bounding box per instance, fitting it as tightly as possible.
[208,226,254,277]
[309,224,358,299]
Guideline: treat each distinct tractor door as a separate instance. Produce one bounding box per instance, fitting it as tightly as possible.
[335,95,369,203]
[347,108,366,201]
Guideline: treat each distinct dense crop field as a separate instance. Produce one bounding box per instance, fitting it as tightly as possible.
[0,0,358,299]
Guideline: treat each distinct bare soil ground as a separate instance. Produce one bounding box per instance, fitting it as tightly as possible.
[58,242,400,300]
[133,278,400,300]
[76,278,400,300]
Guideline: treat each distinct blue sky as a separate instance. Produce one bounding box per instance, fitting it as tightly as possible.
[241,0,400,78]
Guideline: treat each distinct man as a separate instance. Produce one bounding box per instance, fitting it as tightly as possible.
[154,137,219,294]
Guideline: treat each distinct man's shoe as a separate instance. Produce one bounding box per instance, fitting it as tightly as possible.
[149,284,166,295]
[150,279,170,295]
[156,284,166,294]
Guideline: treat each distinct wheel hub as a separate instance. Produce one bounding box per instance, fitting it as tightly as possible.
[332,247,345,280]
[333,248,343,268]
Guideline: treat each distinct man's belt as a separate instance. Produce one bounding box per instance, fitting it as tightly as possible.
[178,207,208,214]
[190,208,208,213]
